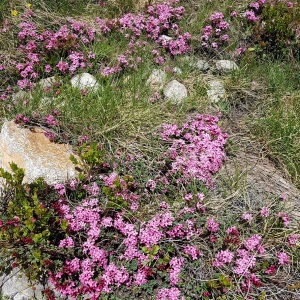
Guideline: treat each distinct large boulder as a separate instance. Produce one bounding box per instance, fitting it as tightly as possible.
[0,120,81,185]
[0,268,44,300]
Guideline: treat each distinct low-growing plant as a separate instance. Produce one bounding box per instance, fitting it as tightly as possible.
[0,1,299,299]
[0,115,299,300]
[250,0,300,58]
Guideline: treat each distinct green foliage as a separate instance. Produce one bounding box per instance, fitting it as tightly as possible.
[0,164,62,282]
[0,0,9,23]
[206,274,233,295]
[251,0,300,57]
[30,0,92,17]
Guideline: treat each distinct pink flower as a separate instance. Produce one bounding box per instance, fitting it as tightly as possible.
[287,233,299,247]
[234,250,256,275]
[221,34,229,41]
[278,212,290,226]
[59,236,74,248]
[56,60,69,73]
[277,252,290,265]
[226,226,238,235]
[146,179,156,191]
[210,12,224,23]
[242,213,253,223]
[265,264,277,275]
[230,11,238,17]
[133,269,147,286]
[249,2,260,10]
[156,287,182,300]
[184,245,202,260]
[45,114,60,126]
[210,234,217,243]
[184,193,193,201]
[206,218,219,232]
[54,183,66,196]
[169,257,184,286]
[213,249,234,267]
[236,47,246,55]
[280,194,287,201]
[260,207,270,218]
[243,10,259,22]
[243,234,262,251]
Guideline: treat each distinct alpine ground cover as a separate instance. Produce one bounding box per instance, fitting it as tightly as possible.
[0,0,299,299]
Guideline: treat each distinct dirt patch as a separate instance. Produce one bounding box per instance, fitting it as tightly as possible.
[207,90,300,223]
[214,152,300,219]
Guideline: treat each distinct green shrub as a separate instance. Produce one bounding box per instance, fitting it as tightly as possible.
[252,1,300,57]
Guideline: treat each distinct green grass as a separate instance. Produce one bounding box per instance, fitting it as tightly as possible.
[0,1,300,299]
[1,0,299,187]
[238,59,300,187]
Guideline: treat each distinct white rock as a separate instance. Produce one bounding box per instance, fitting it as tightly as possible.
[0,120,82,185]
[164,80,188,104]
[207,80,226,103]
[70,72,100,91]
[12,91,30,102]
[160,35,173,42]
[183,56,209,71]
[40,96,54,107]
[189,59,209,71]
[173,67,182,74]
[38,76,56,90]
[146,69,167,90]
[195,59,209,71]
[0,268,44,300]
[216,60,239,72]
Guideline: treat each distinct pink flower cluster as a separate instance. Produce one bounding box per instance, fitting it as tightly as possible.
[2,15,96,92]
[208,200,299,296]
[95,2,190,74]
[169,257,184,286]
[277,251,290,265]
[201,11,230,50]
[206,218,219,232]
[100,172,140,211]
[156,287,183,300]
[213,249,234,267]
[159,114,228,186]
[183,245,202,260]
[48,169,211,298]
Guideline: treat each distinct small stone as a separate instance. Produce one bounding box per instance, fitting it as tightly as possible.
[190,59,209,71]
[40,96,54,107]
[146,69,167,90]
[207,80,225,103]
[183,56,209,71]
[216,60,239,72]
[12,90,30,102]
[38,76,56,90]
[160,35,173,42]
[173,67,182,74]
[70,72,100,91]
[164,80,188,104]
